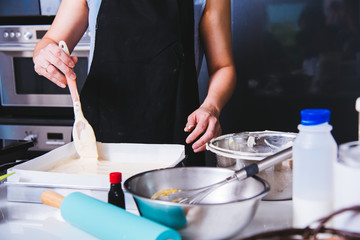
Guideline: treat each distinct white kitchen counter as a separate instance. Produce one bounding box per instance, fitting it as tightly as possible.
[0,182,293,240]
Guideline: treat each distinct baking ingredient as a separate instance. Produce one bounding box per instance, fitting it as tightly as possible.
[72,101,99,159]
[49,157,105,175]
[108,172,125,209]
[247,136,256,148]
[292,109,337,228]
[151,188,179,200]
[293,197,333,226]
[41,190,182,240]
[47,157,168,178]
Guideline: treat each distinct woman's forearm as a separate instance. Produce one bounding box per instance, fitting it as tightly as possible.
[201,65,236,117]
[201,0,236,117]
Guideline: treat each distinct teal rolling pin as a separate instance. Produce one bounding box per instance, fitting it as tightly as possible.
[41,191,181,240]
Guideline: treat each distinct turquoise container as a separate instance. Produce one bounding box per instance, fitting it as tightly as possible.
[61,192,181,240]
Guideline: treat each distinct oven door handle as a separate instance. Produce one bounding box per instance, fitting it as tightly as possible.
[0,45,90,52]
[0,46,36,51]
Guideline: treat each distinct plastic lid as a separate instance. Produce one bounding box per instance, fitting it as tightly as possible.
[109,172,122,184]
[300,109,330,126]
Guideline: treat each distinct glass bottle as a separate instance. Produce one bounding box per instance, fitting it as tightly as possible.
[108,172,125,209]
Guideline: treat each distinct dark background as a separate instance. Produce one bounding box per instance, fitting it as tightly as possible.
[199,0,360,145]
[1,0,360,146]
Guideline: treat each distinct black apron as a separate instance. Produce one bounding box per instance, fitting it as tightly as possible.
[81,0,204,166]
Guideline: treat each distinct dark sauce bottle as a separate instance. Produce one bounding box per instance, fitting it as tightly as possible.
[108,172,125,209]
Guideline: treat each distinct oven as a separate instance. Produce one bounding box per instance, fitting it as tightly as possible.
[0,25,90,107]
[0,24,91,152]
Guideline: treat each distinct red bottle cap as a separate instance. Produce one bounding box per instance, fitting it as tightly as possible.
[109,172,122,184]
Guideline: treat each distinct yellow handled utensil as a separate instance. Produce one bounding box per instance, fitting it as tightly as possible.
[0,172,14,181]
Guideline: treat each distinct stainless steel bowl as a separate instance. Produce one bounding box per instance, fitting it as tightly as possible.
[207,131,297,200]
[124,167,270,240]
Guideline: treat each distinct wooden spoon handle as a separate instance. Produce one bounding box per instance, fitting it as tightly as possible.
[58,40,80,102]
[67,78,80,103]
[41,190,64,209]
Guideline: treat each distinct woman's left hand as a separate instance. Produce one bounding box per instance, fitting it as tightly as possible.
[184,0,236,153]
[184,105,222,152]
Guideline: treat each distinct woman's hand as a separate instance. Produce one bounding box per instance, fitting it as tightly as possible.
[185,0,236,153]
[184,105,222,152]
[32,0,89,88]
[33,42,78,88]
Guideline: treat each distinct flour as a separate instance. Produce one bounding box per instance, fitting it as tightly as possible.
[48,156,170,179]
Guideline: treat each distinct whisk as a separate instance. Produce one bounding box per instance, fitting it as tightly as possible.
[152,147,292,204]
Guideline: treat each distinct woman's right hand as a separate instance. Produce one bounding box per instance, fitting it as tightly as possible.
[33,42,78,88]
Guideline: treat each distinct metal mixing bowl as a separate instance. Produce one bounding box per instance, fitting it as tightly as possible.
[124,167,270,240]
[207,131,297,200]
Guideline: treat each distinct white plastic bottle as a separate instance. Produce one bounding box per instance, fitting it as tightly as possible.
[292,109,337,228]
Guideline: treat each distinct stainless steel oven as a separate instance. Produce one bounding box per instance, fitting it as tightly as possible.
[0,25,90,107]
[0,24,90,152]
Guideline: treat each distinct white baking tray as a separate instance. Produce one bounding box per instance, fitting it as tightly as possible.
[5,142,185,209]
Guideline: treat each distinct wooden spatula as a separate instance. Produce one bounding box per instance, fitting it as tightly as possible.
[59,40,98,159]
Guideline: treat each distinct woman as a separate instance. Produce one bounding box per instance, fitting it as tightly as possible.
[33,0,236,166]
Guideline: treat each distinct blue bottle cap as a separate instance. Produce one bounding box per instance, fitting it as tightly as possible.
[300,109,331,126]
